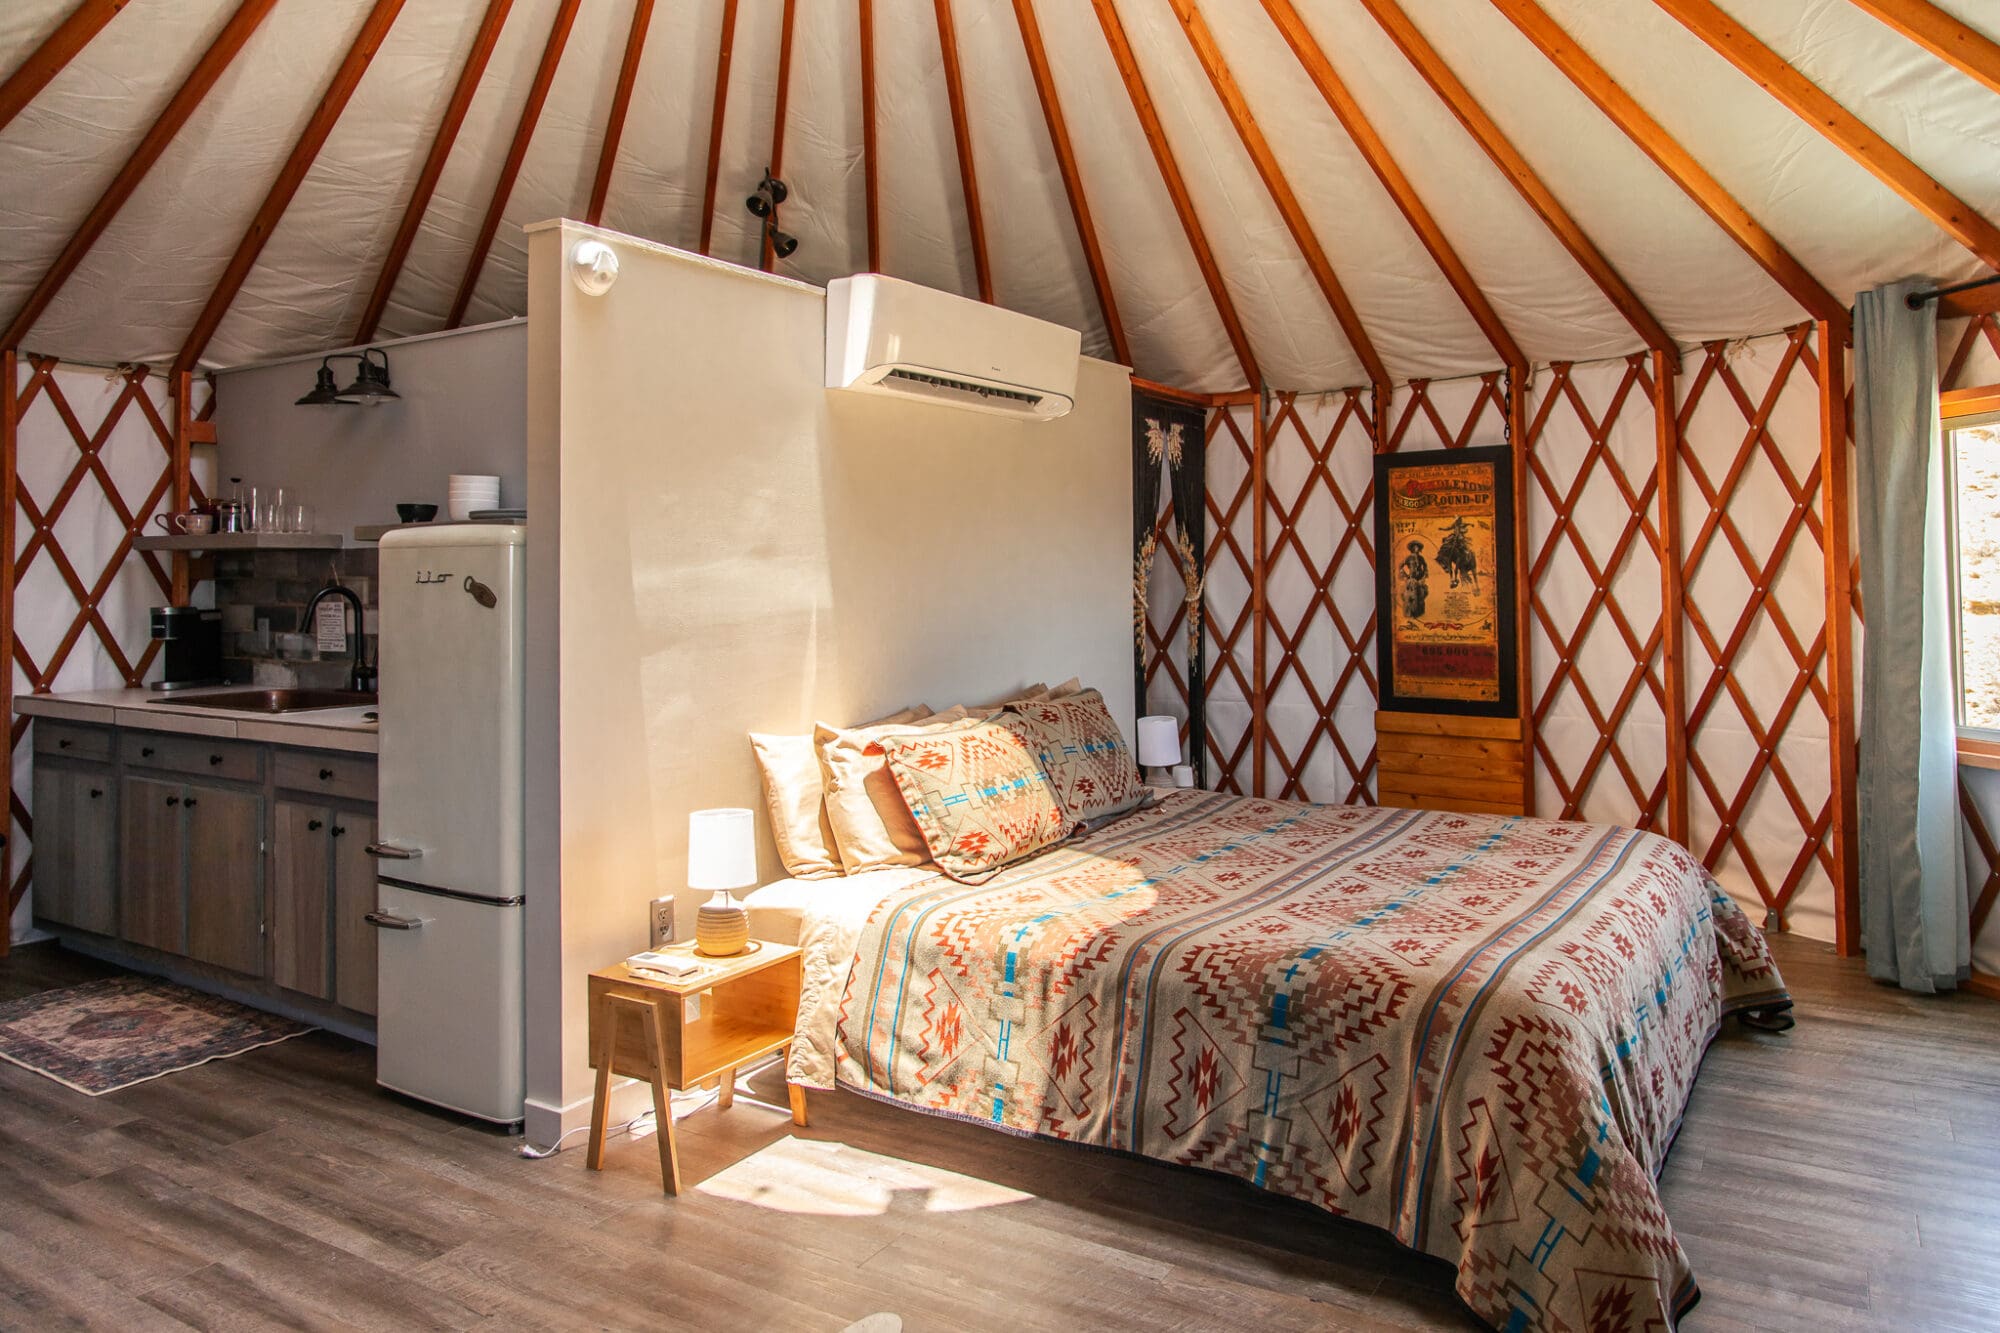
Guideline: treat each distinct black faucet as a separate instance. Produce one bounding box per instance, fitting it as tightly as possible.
[301,583,373,693]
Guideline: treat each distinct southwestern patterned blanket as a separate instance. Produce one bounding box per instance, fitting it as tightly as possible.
[821,789,1789,1332]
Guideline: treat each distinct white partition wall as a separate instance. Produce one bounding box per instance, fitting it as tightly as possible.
[522,221,1132,1143]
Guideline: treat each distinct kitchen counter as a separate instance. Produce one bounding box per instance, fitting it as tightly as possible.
[15,686,378,754]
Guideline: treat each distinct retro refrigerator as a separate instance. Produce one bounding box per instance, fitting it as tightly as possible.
[369,524,526,1123]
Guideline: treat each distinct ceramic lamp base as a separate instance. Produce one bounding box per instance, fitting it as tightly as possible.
[694,891,749,957]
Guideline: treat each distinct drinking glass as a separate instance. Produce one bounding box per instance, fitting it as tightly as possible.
[244,485,261,532]
[289,503,312,534]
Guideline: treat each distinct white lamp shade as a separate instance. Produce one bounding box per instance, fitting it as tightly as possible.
[688,807,758,889]
[1136,715,1182,768]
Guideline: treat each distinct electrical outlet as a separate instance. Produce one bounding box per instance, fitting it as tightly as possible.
[649,895,676,950]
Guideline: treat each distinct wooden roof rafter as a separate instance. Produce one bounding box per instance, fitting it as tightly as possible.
[1352,0,1674,358]
[758,0,799,273]
[586,0,658,229]
[1090,0,1259,387]
[0,0,130,137]
[697,0,741,257]
[1844,1,2000,104]
[933,0,995,303]
[1166,0,1389,389]
[173,0,407,376]
[445,0,580,331]
[1009,0,1131,367]
[353,0,513,344]
[4,0,277,352]
[1655,0,2000,273]
[1259,0,1525,373]
[860,0,880,272]
[1491,0,1850,338]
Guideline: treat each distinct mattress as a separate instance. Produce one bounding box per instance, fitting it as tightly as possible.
[790,788,1790,1333]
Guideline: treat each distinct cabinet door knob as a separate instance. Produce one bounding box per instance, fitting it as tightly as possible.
[183,797,199,808]
[89,787,103,798]
[142,746,155,758]
[57,738,72,749]
[320,768,334,781]
[307,819,323,832]
[209,754,224,766]
[331,825,346,838]
[165,795,180,806]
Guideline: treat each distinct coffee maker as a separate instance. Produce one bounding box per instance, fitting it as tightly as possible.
[150,606,223,691]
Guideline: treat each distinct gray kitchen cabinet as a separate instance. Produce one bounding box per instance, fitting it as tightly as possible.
[30,764,116,934]
[185,783,265,976]
[120,775,186,953]
[272,797,378,1014]
[332,809,378,1015]
[35,718,373,1027]
[272,800,332,998]
[117,774,265,977]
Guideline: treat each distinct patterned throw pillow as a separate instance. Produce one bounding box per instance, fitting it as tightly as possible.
[1001,688,1145,829]
[877,718,1068,883]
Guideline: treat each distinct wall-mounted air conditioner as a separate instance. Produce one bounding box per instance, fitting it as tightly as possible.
[825,274,1081,420]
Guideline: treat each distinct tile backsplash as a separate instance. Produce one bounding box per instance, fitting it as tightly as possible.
[212,548,378,689]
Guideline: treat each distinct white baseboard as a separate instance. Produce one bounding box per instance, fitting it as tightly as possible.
[523,1077,652,1152]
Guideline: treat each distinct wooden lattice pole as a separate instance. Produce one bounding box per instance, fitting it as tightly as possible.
[2,348,15,953]
[1654,348,1690,843]
[1818,321,1860,952]
[1250,392,1270,797]
[1508,368,1535,814]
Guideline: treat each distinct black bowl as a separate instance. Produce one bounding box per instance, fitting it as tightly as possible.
[396,503,438,523]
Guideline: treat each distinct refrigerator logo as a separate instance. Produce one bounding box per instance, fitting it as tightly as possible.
[414,570,452,584]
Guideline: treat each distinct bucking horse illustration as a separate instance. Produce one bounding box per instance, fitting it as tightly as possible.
[1436,516,1479,592]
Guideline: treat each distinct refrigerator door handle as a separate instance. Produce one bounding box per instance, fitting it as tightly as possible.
[366,842,423,860]
[365,910,427,931]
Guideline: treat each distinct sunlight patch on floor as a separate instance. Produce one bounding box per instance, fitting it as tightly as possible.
[694,1134,1033,1217]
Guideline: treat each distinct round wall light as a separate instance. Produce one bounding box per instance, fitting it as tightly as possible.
[569,239,620,296]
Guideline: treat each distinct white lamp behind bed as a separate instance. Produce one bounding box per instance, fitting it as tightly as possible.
[689,807,757,957]
[1137,715,1182,788]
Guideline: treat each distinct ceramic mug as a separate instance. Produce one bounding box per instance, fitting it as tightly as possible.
[153,511,214,535]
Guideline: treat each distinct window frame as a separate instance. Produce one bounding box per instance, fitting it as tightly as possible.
[1943,384,2000,768]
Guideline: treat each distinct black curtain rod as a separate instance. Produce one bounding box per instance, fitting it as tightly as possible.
[1905,273,2000,310]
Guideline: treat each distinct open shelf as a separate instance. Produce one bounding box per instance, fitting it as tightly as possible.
[135,532,343,552]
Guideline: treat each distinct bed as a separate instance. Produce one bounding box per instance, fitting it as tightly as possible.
[764,788,1790,1333]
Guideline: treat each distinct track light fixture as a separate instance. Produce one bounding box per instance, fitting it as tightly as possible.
[745,171,788,219]
[765,224,798,260]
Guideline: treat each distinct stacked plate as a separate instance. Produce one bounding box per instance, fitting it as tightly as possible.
[448,473,500,521]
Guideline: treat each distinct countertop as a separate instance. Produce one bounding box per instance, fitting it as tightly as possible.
[15,686,379,755]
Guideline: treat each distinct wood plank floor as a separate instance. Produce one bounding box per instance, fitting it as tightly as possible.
[0,933,1994,1331]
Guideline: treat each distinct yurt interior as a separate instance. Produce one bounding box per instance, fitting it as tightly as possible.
[2,1,1998,1330]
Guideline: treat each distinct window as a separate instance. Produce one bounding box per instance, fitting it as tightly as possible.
[1945,387,2000,745]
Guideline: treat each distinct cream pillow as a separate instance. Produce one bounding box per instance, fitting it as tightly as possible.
[1047,676,1083,698]
[817,707,970,871]
[752,705,929,879]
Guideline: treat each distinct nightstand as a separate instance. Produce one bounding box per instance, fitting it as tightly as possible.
[585,940,806,1195]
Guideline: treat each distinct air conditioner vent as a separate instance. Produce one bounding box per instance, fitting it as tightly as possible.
[826,275,1081,420]
[882,368,1043,408]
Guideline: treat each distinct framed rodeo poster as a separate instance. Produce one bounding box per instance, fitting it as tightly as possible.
[1372,445,1519,718]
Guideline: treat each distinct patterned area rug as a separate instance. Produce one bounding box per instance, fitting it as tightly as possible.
[0,975,312,1095]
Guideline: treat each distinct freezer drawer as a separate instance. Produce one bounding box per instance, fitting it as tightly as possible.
[372,881,525,1124]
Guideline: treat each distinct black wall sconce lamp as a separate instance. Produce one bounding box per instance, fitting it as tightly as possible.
[746,170,799,261]
[296,347,400,407]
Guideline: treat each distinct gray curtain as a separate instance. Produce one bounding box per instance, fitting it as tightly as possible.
[1854,278,1970,992]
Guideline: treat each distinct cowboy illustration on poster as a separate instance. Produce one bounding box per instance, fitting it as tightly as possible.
[1373,446,1517,715]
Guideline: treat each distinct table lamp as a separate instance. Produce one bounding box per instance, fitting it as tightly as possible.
[1136,715,1182,787]
[689,807,756,956]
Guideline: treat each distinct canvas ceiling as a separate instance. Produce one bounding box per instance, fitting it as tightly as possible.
[1,0,1996,392]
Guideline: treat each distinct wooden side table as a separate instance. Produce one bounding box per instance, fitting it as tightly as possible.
[585,940,807,1195]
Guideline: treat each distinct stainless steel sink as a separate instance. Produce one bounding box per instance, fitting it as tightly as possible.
[148,688,379,714]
